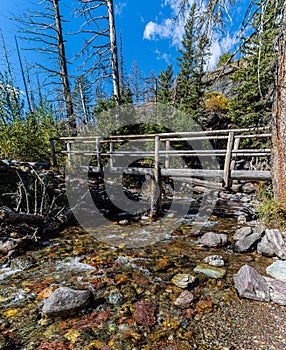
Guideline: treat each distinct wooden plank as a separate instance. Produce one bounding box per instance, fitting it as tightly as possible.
[161,168,223,179]
[58,126,270,141]
[223,131,235,187]
[231,170,271,180]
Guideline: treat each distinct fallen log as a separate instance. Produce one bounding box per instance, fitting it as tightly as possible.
[0,208,45,224]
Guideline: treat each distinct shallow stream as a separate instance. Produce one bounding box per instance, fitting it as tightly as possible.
[0,202,285,350]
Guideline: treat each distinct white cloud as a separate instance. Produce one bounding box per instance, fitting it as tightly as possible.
[143,19,174,41]
[208,33,239,70]
[114,2,127,16]
[143,0,194,46]
[144,0,238,68]
[154,48,171,63]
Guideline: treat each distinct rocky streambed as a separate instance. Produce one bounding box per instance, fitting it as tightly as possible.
[1,189,286,349]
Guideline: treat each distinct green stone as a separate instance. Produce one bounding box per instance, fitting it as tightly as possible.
[193,264,226,279]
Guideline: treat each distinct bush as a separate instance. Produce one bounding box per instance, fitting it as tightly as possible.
[204,92,229,114]
[258,188,286,229]
[0,115,60,163]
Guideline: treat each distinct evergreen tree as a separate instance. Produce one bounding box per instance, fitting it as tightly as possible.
[157,64,174,104]
[216,51,232,68]
[229,0,281,128]
[128,60,142,104]
[176,4,210,123]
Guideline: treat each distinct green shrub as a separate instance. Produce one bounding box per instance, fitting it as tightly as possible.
[258,189,286,229]
[0,114,60,163]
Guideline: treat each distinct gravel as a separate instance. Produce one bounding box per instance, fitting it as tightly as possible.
[193,298,286,349]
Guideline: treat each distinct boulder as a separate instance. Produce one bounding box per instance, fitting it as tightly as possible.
[42,287,92,316]
[233,265,270,302]
[240,182,257,194]
[233,227,252,241]
[265,229,286,259]
[198,232,227,247]
[265,277,286,305]
[257,235,275,257]
[266,260,286,281]
[234,232,261,253]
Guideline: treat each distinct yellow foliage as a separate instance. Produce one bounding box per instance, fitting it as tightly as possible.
[204,92,229,113]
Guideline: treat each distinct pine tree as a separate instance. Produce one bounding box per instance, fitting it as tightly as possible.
[229,0,281,128]
[176,4,210,123]
[128,60,142,104]
[157,64,174,104]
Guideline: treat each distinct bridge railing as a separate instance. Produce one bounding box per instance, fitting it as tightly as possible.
[50,126,271,188]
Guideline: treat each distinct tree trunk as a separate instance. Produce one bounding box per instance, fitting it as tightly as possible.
[271,2,286,206]
[106,0,120,105]
[52,0,75,122]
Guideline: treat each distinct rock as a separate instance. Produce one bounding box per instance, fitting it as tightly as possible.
[196,299,213,314]
[233,227,252,241]
[204,255,225,267]
[237,215,247,224]
[253,225,265,236]
[42,287,92,316]
[0,237,26,253]
[198,232,227,247]
[265,229,286,259]
[240,182,257,194]
[257,235,275,257]
[193,264,226,279]
[233,265,270,302]
[132,300,157,327]
[171,274,196,289]
[107,290,124,305]
[265,277,286,305]
[118,219,129,225]
[266,260,286,281]
[10,255,36,270]
[234,232,261,253]
[174,291,194,308]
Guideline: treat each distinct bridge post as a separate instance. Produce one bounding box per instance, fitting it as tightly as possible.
[109,141,114,168]
[66,141,72,166]
[150,135,162,218]
[96,137,103,173]
[50,138,57,167]
[165,140,170,168]
[223,131,235,188]
[229,136,240,186]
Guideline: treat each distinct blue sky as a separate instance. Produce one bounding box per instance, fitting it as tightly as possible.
[0,0,247,92]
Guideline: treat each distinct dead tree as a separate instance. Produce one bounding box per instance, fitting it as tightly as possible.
[14,0,75,128]
[76,0,120,105]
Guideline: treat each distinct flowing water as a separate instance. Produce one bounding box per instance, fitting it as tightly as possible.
[0,201,282,350]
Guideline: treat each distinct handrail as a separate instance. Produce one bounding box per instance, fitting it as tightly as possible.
[50,128,272,188]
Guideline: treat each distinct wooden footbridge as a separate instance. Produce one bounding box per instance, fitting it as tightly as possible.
[50,127,272,189]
